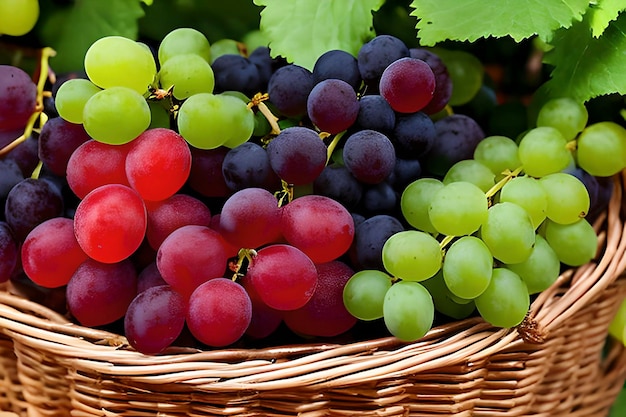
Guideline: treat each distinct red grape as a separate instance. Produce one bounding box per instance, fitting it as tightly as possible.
[379,57,435,113]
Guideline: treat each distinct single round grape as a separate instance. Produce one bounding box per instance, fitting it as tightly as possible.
[82,87,151,145]
[505,234,560,294]
[475,268,530,328]
[473,135,521,178]
[442,236,493,300]
[343,269,392,321]
[383,281,434,341]
[401,178,444,234]
[0,65,37,132]
[0,0,39,36]
[350,215,405,271]
[382,230,442,282]
[443,159,495,193]
[84,36,156,94]
[54,78,102,124]
[539,172,590,225]
[158,27,211,64]
[433,48,483,106]
[357,35,409,84]
[307,79,359,134]
[187,278,252,347]
[544,219,597,267]
[499,176,547,229]
[379,57,435,113]
[267,64,314,117]
[343,129,395,184]
[576,121,626,177]
[536,97,588,141]
[480,202,535,264]
[312,49,361,91]
[38,117,91,177]
[392,111,436,156]
[518,127,571,178]
[428,181,488,236]
[158,54,215,100]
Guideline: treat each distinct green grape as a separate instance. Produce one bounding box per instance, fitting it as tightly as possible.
[538,172,590,225]
[158,27,211,64]
[54,79,102,124]
[342,270,392,321]
[400,178,444,234]
[84,36,157,95]
[505,235,560,294]
[443,160,495,193]
[473,135,521,179]
[383,281,434,342]
[177,93,254,149]
[382,230,442,282]
[442,236,493,300]
[608,299,626,346]
[428,181,488,236]
[421,271,476,320]
[243,29,270,52]
[433,48,483,106]
[518,126,571,178]
[148,101,171,129]
[480,202,535,264]
[536,97,588,141]
[475,268,530,328]
[0,0,39,36]
[576,121,626,177]
[210,39,242,64]
[82,87,150,145]
[158,54,215,100]
[544,218,597,267]
[499,176,547,229]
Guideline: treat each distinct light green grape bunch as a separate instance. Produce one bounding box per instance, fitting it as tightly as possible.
[54,28,255,148]
[345,96,624,342]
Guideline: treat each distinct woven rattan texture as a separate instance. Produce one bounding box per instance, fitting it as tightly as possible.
[1,172,626,416]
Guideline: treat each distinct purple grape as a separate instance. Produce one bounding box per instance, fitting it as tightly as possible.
[342,129,396,184]
[5,133,39,177]
[267,64,314,118]
[38,117,91,176]
[5,178,64,241]
[248,46,282,88]
[0,159,24,211]
[0,222,18,282]
[358,182,398,216]
[222,141,280,191]
[424,114,485,176]
[392,111,436,157]
[124,285,187,355]
[313,49,362,91]
[349,214,405,271]
[187,146,231,198]
[389,157,422,191]
[266,126,327,185]
[313,163,363,209]
[0,65,37,132]
[307,79,359,134]
[354,95,396,134]
[212,54,262,97]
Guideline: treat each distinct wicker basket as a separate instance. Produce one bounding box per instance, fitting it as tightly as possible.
[1,172,626,417]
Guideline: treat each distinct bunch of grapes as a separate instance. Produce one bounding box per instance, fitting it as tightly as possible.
[1,28,625,355]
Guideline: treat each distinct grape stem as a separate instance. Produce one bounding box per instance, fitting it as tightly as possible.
[0,47,56,156]
[230,248,258,280]
[274,180,294,207]
[249,93,281,135]
[325,131,345,164]
[485,166,524,201]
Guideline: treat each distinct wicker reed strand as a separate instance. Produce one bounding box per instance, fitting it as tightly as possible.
[0,173,626,416]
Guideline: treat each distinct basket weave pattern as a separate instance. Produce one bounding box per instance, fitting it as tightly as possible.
[1,173,626,416]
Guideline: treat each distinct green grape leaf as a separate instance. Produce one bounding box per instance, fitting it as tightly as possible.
[542,11,626,102]
[588,0,626,37]
[39,0,146,73]
[253,0,385,70]
[409,0,590,45]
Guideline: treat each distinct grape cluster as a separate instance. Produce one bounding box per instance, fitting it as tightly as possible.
[1,29,624,354]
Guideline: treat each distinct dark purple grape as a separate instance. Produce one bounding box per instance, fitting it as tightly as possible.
[187,146,231,198]
[354,95,395,134]
[0,65,37,132]
[212,54,262,97]
[358,182,398,215]
[266,127,327,185]
[248,46,276,88]
[124,284,186,355]
[349,214,405,271]
[357,35,409,84]
[424,114,485,176]
[342,129,395,184]
[5,178,64,241]
[410,48,453,114]
[313,163,363,209]
[38,117,91,176]
[0,159,24,209]
[392,111,436,157]
[267,64,314,118]
[389,157,422,191]
[0,222,18,282]
[313,50,361,91]
[307,79,359,134]
[5,133,39,177]
[222,142,280,191]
